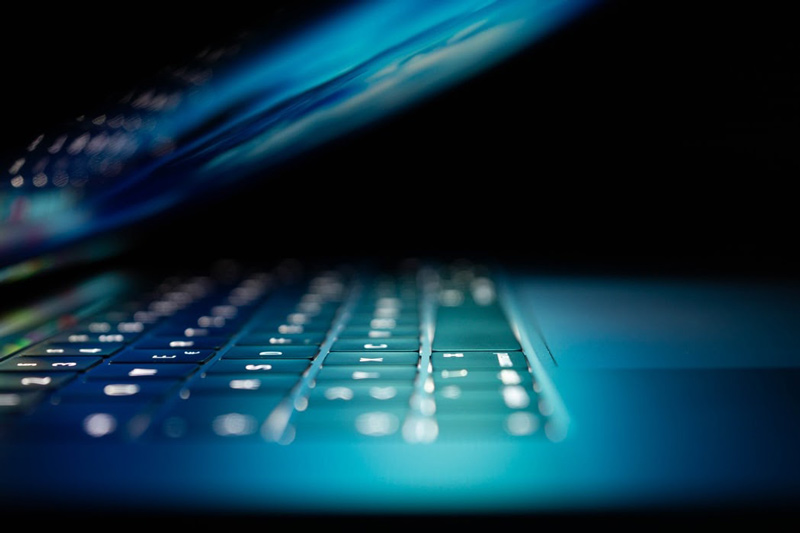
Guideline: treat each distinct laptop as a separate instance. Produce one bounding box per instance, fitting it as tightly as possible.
[2,0,799,522]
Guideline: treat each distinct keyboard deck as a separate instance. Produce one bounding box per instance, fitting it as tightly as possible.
[0,259,558,445]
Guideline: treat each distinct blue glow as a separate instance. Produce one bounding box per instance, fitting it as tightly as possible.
[0,0,598,262]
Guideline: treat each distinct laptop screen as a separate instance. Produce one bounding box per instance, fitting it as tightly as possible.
[0,0,597,269]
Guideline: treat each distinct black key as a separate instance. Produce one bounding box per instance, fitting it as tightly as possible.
[431,351,528,369]
[182,375,299,394]
[432,368,534,387]
[150,397,282,441]
[0,391,46,415]
[133,336,228,349]
[0,373,77,391]
[248,315,333,331]
[148,325,240,338]
[336,326,419,338]
[432,302,521,351]
[0,356,102,372]
[307,382,414,406]
[81,317,152,334]
[235,333,326,346]
[110,349,215,364]
[330,338,420,352]
[434,385,537,412]
[221,346,318,359]
[85,363,199,380]
[20,342,125,357]
[350,300,418,314]
[322,351,419,366]
[348,310,419,323]
[47,332,137,344]
[11,402,151,441]
[53,380,182,401]
[435,412,544,440]
[204,359,310,374]
[314,365,418,382]
[291,407,407,441]
[245,321,326,335]
[346,316,419,329]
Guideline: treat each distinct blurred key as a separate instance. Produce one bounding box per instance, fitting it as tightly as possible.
[307,382,414,407]
[182,375,299,394]
[85,363,199,380]
[53,380,182,401]
[204,359,310,374]
[431,351,528,369]
[134,336,228,349]
[111,349,215,364]
[0,356,102,372]
[10,402,152,442]
[336,326,419,338]
[235,333,326,346]
[322,351,419,366]
[330,338,420,352]
[151,397,282,441]
[315,365,418,382]
[432,303,521,352]
[221,346,318,359]
[47,332,137,344]
[0,373,77,391]
[0,391,46,415]
[20,342,125,357]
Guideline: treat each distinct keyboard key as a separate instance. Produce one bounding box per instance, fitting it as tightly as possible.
[235,333,326,346]
[329,338,420,352]
[148,325,240,338]
[133,336,228,349]
[322,351,419,366]
[431,351,528,369]
[336,326,419,338]
[345,316,419,329]
[85,363,199,380]
[432,368,534,387]
[19,342,125,357]
[110,349,215,364]
[80,319,151,335]
[307,382,414,407]
[434,385,537,412]
[432,303,520,351]
[182,375,299,394]
[0,373,77,391]
[350,300,417,314]
[47,332,137,344]
[0,391,46,415]
[0,356,103,372]
[204,359,310,374]
[291,407,407,441]
[245,322,324,335]
[151,397,282,441]
[54,380,182,401]
[314,365,418,382]
[221,346,318,359]
[434,412,544,440]
[348,310,419,324]
[10,402,151,441]
[248,315,333,331]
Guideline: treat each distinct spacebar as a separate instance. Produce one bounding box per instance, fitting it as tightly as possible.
[432,303,521,352]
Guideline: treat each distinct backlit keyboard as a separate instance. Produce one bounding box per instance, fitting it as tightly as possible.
[0,259,554,444]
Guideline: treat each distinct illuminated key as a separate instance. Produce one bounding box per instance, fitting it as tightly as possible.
[0,356,102,372]
[322,352,419,365]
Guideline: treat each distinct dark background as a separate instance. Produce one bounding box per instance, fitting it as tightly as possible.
[2,1,797,278]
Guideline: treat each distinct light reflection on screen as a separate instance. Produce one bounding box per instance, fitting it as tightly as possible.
[0,0,597,265]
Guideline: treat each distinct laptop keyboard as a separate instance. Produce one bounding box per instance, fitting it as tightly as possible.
[0,259,554,445]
